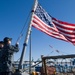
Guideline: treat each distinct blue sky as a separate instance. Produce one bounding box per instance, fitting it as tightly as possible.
[0,0,75,61]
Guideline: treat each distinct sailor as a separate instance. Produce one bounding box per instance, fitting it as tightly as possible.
[0,37,19,75]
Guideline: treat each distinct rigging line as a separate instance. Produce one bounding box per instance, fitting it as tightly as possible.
[20,11,31,35]
[16,3,34,44]
[16,10,32,44]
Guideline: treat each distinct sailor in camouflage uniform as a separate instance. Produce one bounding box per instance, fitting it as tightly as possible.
[0,37,19,75]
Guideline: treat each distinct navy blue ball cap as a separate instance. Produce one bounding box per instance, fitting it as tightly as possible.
[4,37,12,42]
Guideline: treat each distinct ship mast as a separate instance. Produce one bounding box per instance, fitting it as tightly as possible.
[18,0,38,70]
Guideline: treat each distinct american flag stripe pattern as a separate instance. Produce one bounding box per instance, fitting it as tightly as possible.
[31,4,75,45]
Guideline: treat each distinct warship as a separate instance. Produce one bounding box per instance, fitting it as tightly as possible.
[1,0,75,75]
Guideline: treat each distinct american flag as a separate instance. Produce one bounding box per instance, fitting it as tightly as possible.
[31,4,75,45]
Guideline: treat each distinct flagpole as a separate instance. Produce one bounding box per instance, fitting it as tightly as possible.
[29,30,32,75]
[18,0,38,70]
